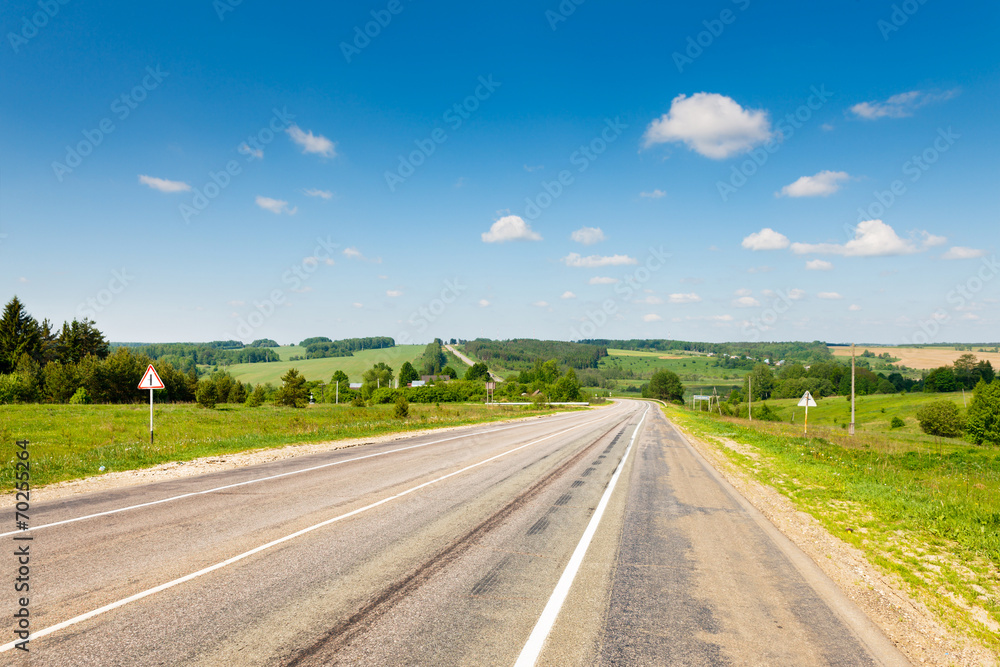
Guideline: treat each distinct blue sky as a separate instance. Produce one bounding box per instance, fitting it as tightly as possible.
[2,0,997,345]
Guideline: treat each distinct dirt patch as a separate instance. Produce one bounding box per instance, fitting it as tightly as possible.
[675,423,998,667]
[1,415,553,509]
[657,355,685,360]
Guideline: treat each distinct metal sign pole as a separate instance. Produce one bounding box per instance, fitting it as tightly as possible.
[149,388,154,444]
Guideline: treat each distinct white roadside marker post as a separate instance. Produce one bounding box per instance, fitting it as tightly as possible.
[138,365,165,445]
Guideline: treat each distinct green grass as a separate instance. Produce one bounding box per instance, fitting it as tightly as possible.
[747,391,970,444]
[667,405,1000,653]
[0,402,563,488]
[224,345,425,385]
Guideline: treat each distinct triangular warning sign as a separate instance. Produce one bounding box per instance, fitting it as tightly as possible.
[138,365,165,390]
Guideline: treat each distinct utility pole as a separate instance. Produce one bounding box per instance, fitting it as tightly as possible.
[850,343,856,436]
[748,373,753,422]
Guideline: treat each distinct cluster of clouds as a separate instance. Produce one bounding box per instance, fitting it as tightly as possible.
[742,220,983,266]
[138,124,336,215]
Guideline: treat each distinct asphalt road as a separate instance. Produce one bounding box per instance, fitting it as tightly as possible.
[3,400,908,666]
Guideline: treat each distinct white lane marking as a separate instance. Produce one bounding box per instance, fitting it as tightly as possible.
[0,408,617,538]
[514,405,648,667]
[0,409,627,653]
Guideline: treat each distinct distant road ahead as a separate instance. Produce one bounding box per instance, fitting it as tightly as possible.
[6,401,905,665]
[445,343,504,381]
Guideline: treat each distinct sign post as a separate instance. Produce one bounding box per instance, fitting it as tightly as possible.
[798,390,817,435]
[138,365,165,444]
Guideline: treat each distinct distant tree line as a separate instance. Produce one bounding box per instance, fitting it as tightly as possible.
[580,339,833,365]
[300,336,395,359]
[464,339,608,370]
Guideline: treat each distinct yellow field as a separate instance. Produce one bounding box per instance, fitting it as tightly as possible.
[829,345,1000,370]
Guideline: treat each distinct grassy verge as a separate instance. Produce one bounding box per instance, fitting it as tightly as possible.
[0,402,565,488]
[664,405,1000,653]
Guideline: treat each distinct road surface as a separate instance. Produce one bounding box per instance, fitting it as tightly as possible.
[4,401,907,665]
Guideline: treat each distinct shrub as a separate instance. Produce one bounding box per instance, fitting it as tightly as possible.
[274,368,308,408]
[915,400,964,438]
[245,385,266,408]
[965,379,1000,445]
[890,416,905,429]
[69,387,91,405]
[371,387,399,404]
[393,395,409,418]
[196,382,217,409]
[350,394,366,407]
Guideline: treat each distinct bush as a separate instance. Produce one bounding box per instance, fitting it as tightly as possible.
[752,402,782,422]
[350,394,366,407]
[890,416,905,429]
[69,387,91,405]
[965,379,1000,445]
[245,385,266,408]
[915,400,964,438]
[371,387,400,404]
[196,382,217,409]
[393,395,409,418]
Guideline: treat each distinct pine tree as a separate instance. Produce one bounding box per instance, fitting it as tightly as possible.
[0,297,42,373]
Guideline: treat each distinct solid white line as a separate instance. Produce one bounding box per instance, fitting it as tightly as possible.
[0,409,609,539]
[513,405,648,667]
[0,409,624,653]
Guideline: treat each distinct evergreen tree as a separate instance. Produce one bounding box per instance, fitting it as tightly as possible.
[0,297,42,373]
[275,368,309,407]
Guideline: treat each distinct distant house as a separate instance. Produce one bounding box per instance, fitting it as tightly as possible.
[409,380,426,388]
[349,382,362,390]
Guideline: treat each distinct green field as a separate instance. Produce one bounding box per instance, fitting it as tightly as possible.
[0,402,560,487]
[224,345,425,385]
[733,391,969,445]
[666,403,1000,653]
[601,348,748,381]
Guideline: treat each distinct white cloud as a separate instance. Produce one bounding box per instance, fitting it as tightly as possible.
[742,228,789,251]
[228,300,245,306]
[138,175,191,193]
[791,220,929,257]
[668,293,701,304]
[733,296,761,308]
[386,290,402,297]
[524,164,544,172]
[849,89,959,120]
[342,247,381,263]
[643,92,773,159]
[560,291,576,299]
[642,314,663,322]
[806,259,834,271]
[481,215,542,243]
[787,288,807,300]
[849,304,862,311]
[478,299,491,307]
[255,196,297,215]
[777,170,850,198]
[734,288,753,297]
[238,142,263,160]
[343,247,362,259]
[961,312,981,321]
[352,302,363,308]
[562,253,637,268]
[589,276,619,285]
[818,292,843,300]
[921,232,947,248]
[286,125,337,158]
[570,226,606,245]
[303,188,333,199]
[640,189,666,199]
[533,301,549,307]
[821,123,835,131]
[942,246,987,260]
[17,277,28,283]
[303,255,334,267]
[636,295,664,305]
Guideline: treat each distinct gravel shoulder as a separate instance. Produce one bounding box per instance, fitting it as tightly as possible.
[672,419,998,667]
